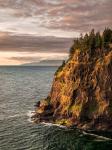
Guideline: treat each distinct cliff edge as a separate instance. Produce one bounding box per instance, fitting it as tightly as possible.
[32,29,112,131]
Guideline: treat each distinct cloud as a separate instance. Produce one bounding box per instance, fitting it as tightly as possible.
[0,0,111,36]
[44,0,112,32]
[0,32,73,52]
[0,0,111,65]
[0,32,71,65]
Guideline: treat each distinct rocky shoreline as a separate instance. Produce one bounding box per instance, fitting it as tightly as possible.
[32,29,112,131]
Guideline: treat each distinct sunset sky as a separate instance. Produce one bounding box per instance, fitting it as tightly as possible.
[0,0,112,65]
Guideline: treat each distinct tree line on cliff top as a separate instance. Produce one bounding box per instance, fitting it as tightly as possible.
[70,28,112,56]
[56,28,112,75]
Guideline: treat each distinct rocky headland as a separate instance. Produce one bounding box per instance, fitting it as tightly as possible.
[32,28,112,131]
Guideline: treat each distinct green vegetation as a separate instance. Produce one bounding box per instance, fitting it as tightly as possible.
[55,60,66,75]
[70,28,112,56]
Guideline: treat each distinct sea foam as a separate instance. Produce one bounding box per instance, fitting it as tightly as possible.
[27,110,35,123]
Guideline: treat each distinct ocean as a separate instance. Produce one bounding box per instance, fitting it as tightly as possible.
[0,66,112,150]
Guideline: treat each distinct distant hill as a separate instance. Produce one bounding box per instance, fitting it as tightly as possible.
[22,60,64,66]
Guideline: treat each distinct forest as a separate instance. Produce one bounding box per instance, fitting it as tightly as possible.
[70,28,112,56]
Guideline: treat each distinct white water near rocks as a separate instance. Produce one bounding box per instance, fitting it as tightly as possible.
[0,66,112,150]
[0,66,57,150]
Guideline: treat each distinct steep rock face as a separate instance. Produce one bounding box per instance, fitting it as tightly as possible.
[32,49,112,131]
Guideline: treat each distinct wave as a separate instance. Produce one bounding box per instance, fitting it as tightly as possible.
[27,110,35,117]
[27,110,35,123]
[41,122,67,129]
[82,131,112,141]
[26,110,67,128]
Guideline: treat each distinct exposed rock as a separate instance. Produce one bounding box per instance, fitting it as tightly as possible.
[32,48,112,131]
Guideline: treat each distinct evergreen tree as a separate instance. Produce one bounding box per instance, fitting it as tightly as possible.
[79,33,84,50]
[89,29,96,55]
[103,28,112,49]
[83,33,89,50]
[95,32,102,49]
[69,28,112,56]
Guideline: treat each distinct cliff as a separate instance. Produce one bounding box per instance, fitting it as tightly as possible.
[32,29,112,131]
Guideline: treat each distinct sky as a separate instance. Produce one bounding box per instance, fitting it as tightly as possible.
[0,0,112,65]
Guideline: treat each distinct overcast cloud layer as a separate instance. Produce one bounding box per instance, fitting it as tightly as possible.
[0,0,112,65]
[0,0,111,35]
[0,32,73,52]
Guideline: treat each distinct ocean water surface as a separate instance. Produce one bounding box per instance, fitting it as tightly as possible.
[0,66,112,150]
